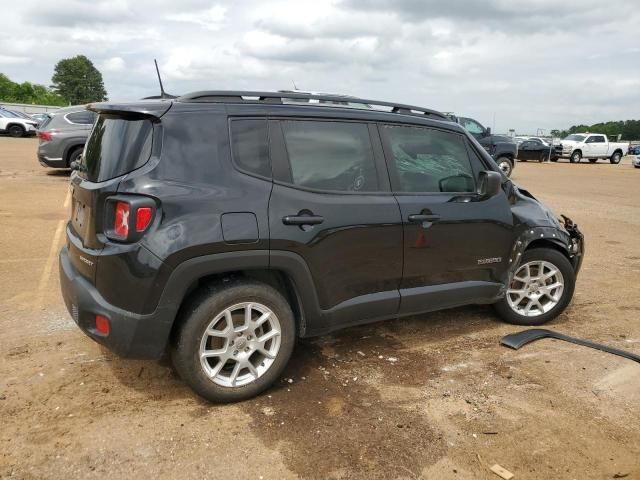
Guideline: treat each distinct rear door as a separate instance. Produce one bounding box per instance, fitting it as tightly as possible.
[378,123,514,316]
[268,118,403,321]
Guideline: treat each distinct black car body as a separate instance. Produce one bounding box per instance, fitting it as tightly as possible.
[59,91,584,401]
[447,115,518,176]
[517,138,560,162]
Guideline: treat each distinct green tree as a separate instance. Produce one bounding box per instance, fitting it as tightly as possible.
[51,55,107,104]
[0,72,66,106]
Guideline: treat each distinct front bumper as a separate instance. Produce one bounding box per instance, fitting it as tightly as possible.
[562,215,585,274]
[59,246,175,359]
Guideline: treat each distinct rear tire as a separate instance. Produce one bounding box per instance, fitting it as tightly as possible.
[68,146,83,168]
[171,280,296,403]
[496,157,513,177]
[8,125,25,138]
[570,151,581,163]
[493,248,575,326]
[610,152,622,164]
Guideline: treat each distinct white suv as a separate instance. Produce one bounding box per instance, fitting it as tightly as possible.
[0,109,38,137]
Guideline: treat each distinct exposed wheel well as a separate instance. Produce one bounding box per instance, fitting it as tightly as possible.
[526,239,570,261]
[7,123,25,132]
[612,149,623,156]
[169,269,304,344]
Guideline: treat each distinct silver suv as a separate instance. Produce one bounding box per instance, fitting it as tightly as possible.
[37,106,97,169]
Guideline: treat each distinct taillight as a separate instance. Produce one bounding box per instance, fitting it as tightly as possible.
[136,207,152,232]
[114,202,130,237]
[105,196,155,242]
[95,315,110,335]
[38,131,53,141]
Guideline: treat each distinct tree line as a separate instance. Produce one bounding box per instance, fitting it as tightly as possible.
[0,55,107,107]
[551,120,640,140]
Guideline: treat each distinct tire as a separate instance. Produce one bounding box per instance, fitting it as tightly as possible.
[493,248,576,326]
[171,280,296,403]
[496,157,513,177]
[538,152,546,163]
[8,124,25,138]
[68,146,83,168]
[610,152,622,164]
[588,158,598,163]
[570,151,581,163]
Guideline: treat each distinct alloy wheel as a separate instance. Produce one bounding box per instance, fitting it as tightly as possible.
[507,260,565,317]
[199,302,281,388]
[497,159,512,176]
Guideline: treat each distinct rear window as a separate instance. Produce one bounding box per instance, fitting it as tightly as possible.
[80,116,153,182]
[66,111,97,125]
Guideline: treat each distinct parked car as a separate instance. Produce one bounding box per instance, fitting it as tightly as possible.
[633,156,640,168]
[628,145,640,155]
[447,115,518,177]
[60,91,585,403]
[30,112,52,125]
[0,108,38,137]
[36,106,97,169]
[557,133,628,164]
[517,137,559,162]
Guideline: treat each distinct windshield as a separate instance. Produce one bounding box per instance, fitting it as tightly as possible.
[81,115,153,182]
[0,109,18,118]
[565,134,586,141]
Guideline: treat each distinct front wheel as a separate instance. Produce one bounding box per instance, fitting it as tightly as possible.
[570,151,581,163]
[493,248,576,326]
[496,157,513,177]
[610,152,622,164]
[8,125,25,138]
[171,280,296,403]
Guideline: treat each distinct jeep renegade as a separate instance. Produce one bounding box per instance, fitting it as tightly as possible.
[59,91,584,403]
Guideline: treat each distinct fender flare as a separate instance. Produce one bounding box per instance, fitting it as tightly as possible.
[155,249,322,337]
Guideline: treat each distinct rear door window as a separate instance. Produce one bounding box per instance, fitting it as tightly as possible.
[81,115,153,182]
[280,120,378,192]
[381,125,476,193]
[230,119,271,178]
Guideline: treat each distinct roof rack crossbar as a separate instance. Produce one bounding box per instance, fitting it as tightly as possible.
[178,91,447,119]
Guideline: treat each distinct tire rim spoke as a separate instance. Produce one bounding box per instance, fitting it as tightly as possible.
[199,301,282,388]
[507,260,565,317]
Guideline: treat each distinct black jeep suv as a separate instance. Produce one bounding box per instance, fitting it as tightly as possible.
[59,91,584,402]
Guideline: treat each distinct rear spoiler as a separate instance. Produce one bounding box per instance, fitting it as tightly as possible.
[86,100,172,120]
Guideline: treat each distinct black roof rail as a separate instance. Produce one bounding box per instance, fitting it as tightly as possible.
[177,90,447,120]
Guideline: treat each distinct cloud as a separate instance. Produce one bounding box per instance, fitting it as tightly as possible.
[0,0,638,133]
[166,5,227,31]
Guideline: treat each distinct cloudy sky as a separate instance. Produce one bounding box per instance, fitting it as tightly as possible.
[1,0,639,133]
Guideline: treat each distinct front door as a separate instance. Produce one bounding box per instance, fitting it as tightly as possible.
[268,119,403,325]
[378,123,515,316]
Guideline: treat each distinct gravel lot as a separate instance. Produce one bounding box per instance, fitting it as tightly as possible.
[1,137,639,479]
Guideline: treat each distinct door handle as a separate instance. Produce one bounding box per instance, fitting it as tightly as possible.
[408,214,441,223]
[282,215,325,226]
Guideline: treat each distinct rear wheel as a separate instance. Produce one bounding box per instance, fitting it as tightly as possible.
[68,146,83,168]
[171,280,296,403]
[610,152,622,164]
[493,248,575,326]
[8,125,25,138]
[496,157,513,177]
[570,151,581,163]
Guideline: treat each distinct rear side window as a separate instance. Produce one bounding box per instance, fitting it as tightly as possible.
[281,120,378,192]
[81,115,153,182]
[382,125,475,193]
[230,119,271,178]
[66,111,97,125]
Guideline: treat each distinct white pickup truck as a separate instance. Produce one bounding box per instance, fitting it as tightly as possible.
[558,133,628,164]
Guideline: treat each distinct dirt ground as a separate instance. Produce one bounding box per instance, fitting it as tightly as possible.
[1,136,638,480]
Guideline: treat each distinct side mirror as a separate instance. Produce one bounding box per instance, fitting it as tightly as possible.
[478,171,502,198]
[485,127,491,136]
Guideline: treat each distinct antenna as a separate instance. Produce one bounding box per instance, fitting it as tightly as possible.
[154,59,166,99]
[292,80,298,90]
